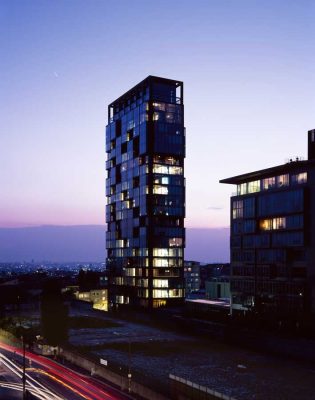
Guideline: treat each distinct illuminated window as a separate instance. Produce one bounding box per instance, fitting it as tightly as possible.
[237,181,260,195]
[262,177,276,190]
[260,219,272,230]
[169,238,183,247]
[232,200,243,219]
[153,289,169,298]
[273,217,286,230]
[152,102,165,111]
[260,217,286,230]
[153,248,182,257]
[152,164,183,175]
[153,258,169,267]
[165,157,179,165]
[121,162,127,172]
[292,172,307,184]
[237,183,247,195]
[153,248,169,257]
[277,174,289,187]
[137,279,148,287]
[116,296,124,304]
[126,268,135,276]
[169,289,183,298]
[153,279,169,288]
[248,180,260,193]
[153,185,168,195]
[153,300,167,307]
[153,155,179,165]
[169,166,182,175]
[153,164,168,174]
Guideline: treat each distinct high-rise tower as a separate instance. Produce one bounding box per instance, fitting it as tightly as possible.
[106,76,185,308]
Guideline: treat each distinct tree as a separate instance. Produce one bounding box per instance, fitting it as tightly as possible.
[77,269,100,291]
[40,279,68,346]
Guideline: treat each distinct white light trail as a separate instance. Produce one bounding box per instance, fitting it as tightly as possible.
[0,353,64,400]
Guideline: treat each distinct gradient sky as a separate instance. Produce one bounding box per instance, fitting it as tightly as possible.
[1,0,314,229]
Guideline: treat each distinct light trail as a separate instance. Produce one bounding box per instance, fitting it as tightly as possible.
[0,352,63,399]
[28,368,93,400]
[0,342,119,400]
[0,381,58,400]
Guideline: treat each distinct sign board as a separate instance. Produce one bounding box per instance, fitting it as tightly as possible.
[100,358,108,366]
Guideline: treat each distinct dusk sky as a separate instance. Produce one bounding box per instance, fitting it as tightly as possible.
[1,0,314,229]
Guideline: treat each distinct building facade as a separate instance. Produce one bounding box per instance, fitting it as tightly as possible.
[199,264,230,290]
[184,261,201,295]
[220,129,315,319]
[75,289,108,311]
[205,279,230,300]
[106,76,185,308]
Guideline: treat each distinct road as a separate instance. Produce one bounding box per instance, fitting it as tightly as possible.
[0,341,131,400]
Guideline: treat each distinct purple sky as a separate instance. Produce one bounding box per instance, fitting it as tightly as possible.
[1,0,315,230]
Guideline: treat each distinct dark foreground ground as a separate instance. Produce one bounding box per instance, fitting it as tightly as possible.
[67,304,315,400]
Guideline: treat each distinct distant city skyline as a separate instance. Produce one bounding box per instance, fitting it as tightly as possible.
[1,0,314,230]
[0,225,229,263]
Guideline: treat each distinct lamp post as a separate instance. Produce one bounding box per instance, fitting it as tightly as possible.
[128,338,132,393]
[22,335,26,400]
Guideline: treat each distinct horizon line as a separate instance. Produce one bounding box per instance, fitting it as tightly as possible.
[0,223,230,230]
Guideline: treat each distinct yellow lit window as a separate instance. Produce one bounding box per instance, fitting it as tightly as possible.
[153,164,168,174]
[248,180,260,193]
[153,300,167,308]
[169,166,182,175]
[153,289,169,298]
[153,258,169,267]
[153,279,169,288]
[260,219,272,230]
[153,248,169,257]
[168,289,183,298]
[153,185,168,195]
[152,164,183,175]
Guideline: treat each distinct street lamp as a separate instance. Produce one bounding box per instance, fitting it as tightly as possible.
[21,335,26,400]
[128,338,132,393]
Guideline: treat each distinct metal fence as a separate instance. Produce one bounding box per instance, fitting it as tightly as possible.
[169,374,237,400]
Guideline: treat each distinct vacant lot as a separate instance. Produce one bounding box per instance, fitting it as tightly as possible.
[68,306,315,400]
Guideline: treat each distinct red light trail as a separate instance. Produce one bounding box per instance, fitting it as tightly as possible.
[0,342,122,400]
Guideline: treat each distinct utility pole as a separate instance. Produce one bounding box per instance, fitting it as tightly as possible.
[127,338,132,393]
[22,336,26,400]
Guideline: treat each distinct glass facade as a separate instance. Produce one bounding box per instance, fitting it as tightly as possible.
[236,172,306,196]
[226,170,309,316]
[221,130,315,319]
[106,76,185,308]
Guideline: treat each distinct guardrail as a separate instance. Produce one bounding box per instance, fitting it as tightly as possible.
[169,374,237,400]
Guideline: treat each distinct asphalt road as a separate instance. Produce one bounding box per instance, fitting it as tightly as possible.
[0,341,131,400]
